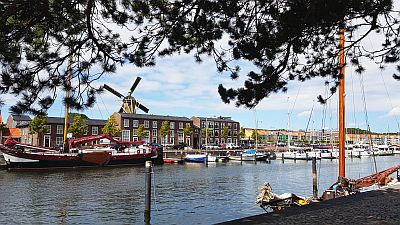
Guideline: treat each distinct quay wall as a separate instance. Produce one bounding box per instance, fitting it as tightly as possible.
[218,186,400,225]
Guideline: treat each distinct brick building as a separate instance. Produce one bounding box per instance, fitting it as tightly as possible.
[112,112,194,146]
[191,116,240,148]
[15,116,106,148]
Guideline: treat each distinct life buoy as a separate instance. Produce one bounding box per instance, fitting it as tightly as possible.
[137,150,140,154]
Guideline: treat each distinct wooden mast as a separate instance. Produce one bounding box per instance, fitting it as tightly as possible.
[338,23,346,178]
[62,53,72,153]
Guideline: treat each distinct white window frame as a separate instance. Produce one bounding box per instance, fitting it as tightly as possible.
[92,126,98,135]
[133,120,139,128]
[152,129,157,137]
[45,125,51,134]
[123,119,129,128]
[179,122,183,129]
[56,137,63,146]
[44,135,51,147]
[122,130,131,142]
[144,120,149,128]
[56,125,63,135]
[152,121,157,128]
[170,122,175,129]
[178,131,184,143]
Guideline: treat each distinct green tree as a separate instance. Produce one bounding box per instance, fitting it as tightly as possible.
[69,113,89,120]
[239,127,246,139]
[68,115,88,138]
[29,115,48,145]
[136,124,146,141]
[251,129,261,143]
[102,115,121,137]
[183,123,192,137]
[201,127,212,144]
[2,1,398,113]
[221,126,229,144]
[159,121,170,145]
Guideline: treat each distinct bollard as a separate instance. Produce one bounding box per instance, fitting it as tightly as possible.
[144,161,152,224]
[282,153,284,163]
[312,157,318,200]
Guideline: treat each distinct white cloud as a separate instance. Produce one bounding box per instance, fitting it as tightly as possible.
[297,110,312,117]
[388,107,400,117]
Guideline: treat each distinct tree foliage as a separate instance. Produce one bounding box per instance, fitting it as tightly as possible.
[68,115,88,138]
[136,124,146,141]
[251,129,260,142]
[29,115,48,144]
[221,126,229,143]
[29,115,48,135]
[183,123,192,137]
[1,1,399,113]
[102,114,121,136]
[239,127,246,139]
[201,127,212,143]
[159,121,170,144]
[69,113,89,120]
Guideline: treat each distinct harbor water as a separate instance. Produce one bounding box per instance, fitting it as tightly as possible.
[0,156,399,225]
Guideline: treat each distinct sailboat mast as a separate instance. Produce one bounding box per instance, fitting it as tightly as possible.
[338,23,346,178]
[63,53,72,153]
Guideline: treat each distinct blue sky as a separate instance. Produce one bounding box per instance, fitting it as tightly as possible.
[2,51,400,134]
[2,21,400,133]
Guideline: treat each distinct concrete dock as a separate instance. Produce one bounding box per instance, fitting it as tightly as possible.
[218,185,400,225]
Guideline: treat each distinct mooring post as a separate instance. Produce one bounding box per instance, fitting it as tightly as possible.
[312,157,318,200]
[205,154,209,166]
[144,161,152,223]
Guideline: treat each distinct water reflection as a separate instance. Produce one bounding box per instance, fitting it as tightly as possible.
[0,156,399,224]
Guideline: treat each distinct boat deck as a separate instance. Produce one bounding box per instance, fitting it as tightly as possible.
[218,184,400,225]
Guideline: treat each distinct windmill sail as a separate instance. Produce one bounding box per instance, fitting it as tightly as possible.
[104,76,149,114]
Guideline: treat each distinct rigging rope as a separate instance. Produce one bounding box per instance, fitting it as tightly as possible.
[358,71,378,174]
[379,69,400,137]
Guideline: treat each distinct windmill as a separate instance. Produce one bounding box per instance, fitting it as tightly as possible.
[103,77,149,114]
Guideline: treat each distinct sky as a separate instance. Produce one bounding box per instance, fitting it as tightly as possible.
[2,49,400,134]
[2,17,400,133]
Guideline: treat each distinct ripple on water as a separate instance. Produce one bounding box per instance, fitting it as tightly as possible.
[0,156,399,224]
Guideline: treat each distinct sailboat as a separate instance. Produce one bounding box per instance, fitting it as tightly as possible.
[0,55,159,170]
[257,23,400,211]
[321,23,400,199]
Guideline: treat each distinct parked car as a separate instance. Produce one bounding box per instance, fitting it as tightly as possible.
[201,144,220,150]
[225,143,240,150]
[173,142,188,150]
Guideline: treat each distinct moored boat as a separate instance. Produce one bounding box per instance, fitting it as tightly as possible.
[228,149,257,161]
[184,154,207,163]
[0,134,157,170]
